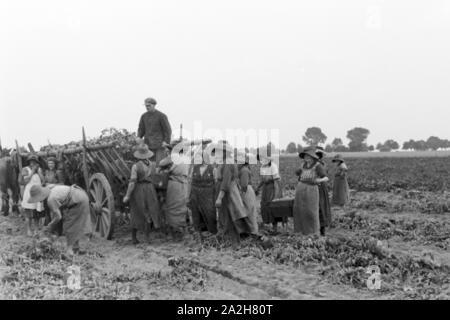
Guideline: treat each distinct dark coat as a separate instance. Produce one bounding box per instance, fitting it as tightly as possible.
[137,110,172,149]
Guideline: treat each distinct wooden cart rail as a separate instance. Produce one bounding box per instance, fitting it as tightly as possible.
[17,142,116,157]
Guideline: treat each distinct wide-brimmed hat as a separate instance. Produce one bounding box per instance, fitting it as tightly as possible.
[158,156,174,168]
[299,149,319,160]
[332,154,345,163]
[209,141,234,156]
[28,185,51,203]
[133,144,154,160]
[46,156,57,164]
[27,154,39,163]
[314,146,326,159]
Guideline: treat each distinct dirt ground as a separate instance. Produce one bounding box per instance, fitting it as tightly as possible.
[1,191,449,300]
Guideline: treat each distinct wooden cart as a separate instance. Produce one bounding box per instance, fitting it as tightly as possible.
[15,128,132,240]
[13,128,208,240]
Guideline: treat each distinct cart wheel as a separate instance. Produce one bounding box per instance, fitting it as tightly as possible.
[88,173,115,240]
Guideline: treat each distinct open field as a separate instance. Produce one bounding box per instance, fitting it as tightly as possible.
[1,187,449,300]
[264,155,450,193]
[282,151,450,158]
[1,148,449,300]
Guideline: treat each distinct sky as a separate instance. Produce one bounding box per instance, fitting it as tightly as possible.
[1,0,450,150]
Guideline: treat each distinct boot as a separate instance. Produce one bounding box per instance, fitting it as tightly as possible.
[320,227,326,236]
[272,223,278,233]
[132,228,139,245]
[26,218,33,237]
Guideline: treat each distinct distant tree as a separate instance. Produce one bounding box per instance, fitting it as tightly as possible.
[331,138,344,151]
[347,127,370,151]
[412,140,427,151]
[286,142,297,154]
[368,145,375,151]
[425,136,445,150]
[402,139,416,150]
[297,144,304,153]
[377,140,399,152]
[330,138,349,152]
[443,139,450,149]
[302,127,327,146]
[376,143,388,152]
[336,145,349,152]
[385,139,400,151]
[324,144,333,153]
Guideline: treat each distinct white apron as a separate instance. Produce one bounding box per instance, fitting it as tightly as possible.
[21,167,44,211]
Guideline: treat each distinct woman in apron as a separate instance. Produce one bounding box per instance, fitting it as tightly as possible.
[189,147,217,236]
[21,154,45,236]
[315,147,332,236]
[214,142,255,242]
[293,149,329,236]
[28,184,92,255]
[123,144,161,244]
[237,152,258,233]
[159,140,191,241]
[255,155,283,232]
[332,154,350,206]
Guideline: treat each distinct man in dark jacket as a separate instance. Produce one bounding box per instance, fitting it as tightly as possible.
[138,97,172,164]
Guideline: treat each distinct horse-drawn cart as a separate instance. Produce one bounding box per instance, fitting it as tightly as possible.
[8,128,208,241]
[13,128,132,240]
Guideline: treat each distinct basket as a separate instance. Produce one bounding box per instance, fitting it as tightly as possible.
[267,197,294,218]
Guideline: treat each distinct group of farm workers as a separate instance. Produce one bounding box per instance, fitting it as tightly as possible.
[20,97,349,255]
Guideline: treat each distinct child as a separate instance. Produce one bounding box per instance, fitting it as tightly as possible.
[21,154,45,236]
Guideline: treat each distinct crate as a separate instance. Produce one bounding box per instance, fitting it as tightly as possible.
[267,197,294,218]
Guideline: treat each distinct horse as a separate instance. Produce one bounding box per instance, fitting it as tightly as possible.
[0,155,20,216]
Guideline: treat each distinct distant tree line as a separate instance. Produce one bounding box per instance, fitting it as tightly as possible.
[284,127,450,153]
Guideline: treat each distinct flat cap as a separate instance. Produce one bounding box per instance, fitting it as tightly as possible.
[144,97,157,105]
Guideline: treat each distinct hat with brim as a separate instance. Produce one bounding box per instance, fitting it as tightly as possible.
[133,144,154,160]
[314,147,326,159]
[299,149,319,160]
[158,156,173,168]
[208,141,234,157]
[28,185,51,203]
[27,154,39,164]
[47,157,57,164]
[332,154,345,163]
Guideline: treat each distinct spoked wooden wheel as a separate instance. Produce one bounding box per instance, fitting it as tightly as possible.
[88,173,115,240]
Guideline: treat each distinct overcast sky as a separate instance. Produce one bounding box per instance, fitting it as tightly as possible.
[1,0,449,150]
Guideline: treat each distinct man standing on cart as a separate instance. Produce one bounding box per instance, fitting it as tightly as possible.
[138,97,172,165]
